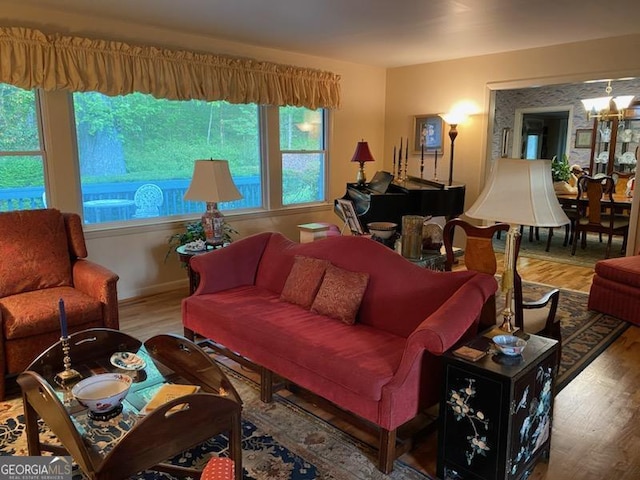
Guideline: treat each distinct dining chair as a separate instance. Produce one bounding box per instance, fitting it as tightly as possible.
[133,183,164,217]
[17,371,242,480]
[443,218,560,345]
[571,175,630,258]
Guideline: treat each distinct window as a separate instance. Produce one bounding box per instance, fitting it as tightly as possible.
[72,92,261,224]
[279,106,326,205]
[0,84,46,212]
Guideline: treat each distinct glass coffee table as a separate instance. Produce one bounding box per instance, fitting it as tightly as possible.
[19,329,242,480]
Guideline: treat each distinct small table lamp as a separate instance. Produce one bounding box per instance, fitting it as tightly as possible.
[351,140,375,186]
[466,158,569,332]
[184,159,242,245]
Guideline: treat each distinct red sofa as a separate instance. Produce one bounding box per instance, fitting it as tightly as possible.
[182,232,497,473]
[588,254,640,326]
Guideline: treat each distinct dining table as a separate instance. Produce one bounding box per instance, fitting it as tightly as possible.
[555,191,633,210]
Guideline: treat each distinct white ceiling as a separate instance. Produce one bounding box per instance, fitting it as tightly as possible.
[9,0,640,67]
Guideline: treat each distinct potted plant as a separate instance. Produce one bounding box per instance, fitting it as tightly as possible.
[165,220,238,263]
[551,155,576,194]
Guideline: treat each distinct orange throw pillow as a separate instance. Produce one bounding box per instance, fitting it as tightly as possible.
[311,264,369,324]
[280,256,330,309]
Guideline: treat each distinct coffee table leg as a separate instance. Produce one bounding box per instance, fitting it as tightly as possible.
[22,398,42,455]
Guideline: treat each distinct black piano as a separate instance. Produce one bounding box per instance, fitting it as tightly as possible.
[335,171,465,232]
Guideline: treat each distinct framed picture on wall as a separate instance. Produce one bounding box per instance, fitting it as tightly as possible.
[413,114,444,154]
[575,129,593,148]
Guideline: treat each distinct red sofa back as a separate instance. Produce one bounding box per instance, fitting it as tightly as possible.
[253,232,492,338]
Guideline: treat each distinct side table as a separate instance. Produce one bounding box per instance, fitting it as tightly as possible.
[437,330,559,480]
[176,244,223,294]
[406,246,463,271]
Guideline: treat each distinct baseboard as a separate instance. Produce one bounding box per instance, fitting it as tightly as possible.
[119,278,187,301]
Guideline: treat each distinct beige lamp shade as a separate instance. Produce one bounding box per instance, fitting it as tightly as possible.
[184,160,242,203]
[466,158,569,227]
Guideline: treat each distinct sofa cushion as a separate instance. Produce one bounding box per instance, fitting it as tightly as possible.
[182,286,405,401]
[594,255,640,289]
[0,209,73,297]
[311,264,369,324]
[0,286,103,341]
[280,256,329,309]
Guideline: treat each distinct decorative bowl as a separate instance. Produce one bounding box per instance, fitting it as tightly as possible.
[110,351,146,371]
[367,222,398,239]
[493,335,527,356]
[72,373,132,413]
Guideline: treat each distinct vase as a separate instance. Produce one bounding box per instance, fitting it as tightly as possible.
[553,181,577,195]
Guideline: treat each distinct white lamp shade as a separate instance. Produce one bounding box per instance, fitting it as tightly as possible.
[184,160,242,203]
[466,158,569,227]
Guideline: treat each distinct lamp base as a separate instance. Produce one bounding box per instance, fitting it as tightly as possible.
[202,202,225,245]
[356,163,367,186]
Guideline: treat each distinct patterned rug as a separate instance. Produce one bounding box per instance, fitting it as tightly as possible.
[493,229,624,267]
[0,287,626,478]
[0,366,430,480]
[506,281,630,392]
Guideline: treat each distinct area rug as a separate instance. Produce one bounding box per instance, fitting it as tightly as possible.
[0,366,430,480]
[493,228,624,267]
[506,281,630,392]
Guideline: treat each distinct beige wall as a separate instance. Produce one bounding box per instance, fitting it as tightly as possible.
[3,4,639,299]
[0,4,387,299]
[385,34,640,256]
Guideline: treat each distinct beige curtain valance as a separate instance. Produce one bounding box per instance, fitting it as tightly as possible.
[0,27,341,109]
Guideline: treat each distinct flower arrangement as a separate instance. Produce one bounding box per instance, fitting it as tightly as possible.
[165,220,238,263]
[551,154,571,183]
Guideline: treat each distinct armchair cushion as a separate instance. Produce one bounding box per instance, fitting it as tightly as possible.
[0,209,72,297]
[1,286,103,341]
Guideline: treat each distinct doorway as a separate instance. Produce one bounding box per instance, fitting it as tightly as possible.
[513,106,572,160]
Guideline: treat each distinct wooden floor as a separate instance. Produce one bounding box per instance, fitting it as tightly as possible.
[119,254,640,480]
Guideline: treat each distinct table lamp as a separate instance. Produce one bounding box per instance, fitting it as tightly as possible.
[351,140,375,186]
[466,158,569,332]
[184,159,242,245]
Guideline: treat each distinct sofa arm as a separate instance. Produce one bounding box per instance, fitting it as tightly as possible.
[386,274,497,392]
[72,259,120,329]
[190,232,272,295]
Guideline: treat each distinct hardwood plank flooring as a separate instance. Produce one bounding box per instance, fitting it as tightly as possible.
[118,255,640,480]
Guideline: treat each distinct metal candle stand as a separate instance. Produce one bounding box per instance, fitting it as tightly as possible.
[55,336,81,387]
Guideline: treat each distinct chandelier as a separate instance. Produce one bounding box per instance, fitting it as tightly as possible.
[581,80,635,120]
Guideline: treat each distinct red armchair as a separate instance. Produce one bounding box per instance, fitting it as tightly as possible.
[0,209,119,399]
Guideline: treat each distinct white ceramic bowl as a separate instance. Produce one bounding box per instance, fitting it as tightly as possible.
[72,373,132,413]
[367,222,398,239]
[493,335,527,356]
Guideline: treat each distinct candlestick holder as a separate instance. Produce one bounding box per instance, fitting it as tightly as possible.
[55,336,81,387]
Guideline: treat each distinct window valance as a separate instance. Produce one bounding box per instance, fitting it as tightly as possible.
[0,27,341,109]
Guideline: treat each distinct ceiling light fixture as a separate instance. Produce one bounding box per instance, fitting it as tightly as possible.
[581,80,635,120]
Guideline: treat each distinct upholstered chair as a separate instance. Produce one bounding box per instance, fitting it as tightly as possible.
[0,208,119,399]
